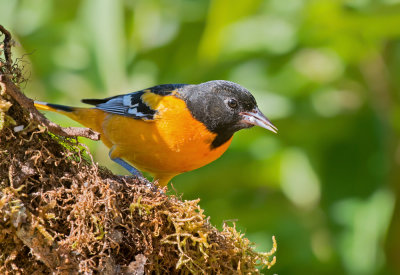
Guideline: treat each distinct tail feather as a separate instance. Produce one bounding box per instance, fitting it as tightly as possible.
[34,101,74,113]
[34,100,108,136]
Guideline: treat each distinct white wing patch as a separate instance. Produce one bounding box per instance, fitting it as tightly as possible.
[122,95,132,107]
[126,103,145,116]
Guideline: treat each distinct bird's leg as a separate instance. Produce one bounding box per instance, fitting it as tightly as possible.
[112,157,144,177]
[108,152,143,178]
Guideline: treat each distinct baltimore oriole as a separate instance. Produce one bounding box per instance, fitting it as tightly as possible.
[34,80,277,187]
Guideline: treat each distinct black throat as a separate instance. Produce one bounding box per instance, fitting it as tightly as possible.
[210,130,234,149]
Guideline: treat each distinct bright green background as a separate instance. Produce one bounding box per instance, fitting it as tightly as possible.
[2,0,400,274]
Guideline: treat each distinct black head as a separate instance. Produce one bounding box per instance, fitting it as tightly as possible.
[180,80,277,148]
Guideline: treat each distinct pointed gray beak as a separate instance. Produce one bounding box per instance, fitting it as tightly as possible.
[240,108,278,133]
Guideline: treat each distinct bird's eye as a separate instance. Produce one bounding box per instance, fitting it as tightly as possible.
[227,98,238,109]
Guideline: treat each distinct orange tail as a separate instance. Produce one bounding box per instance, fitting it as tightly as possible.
[34,101,107,134]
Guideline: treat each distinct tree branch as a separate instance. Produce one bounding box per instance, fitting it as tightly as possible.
[0,25,13,73]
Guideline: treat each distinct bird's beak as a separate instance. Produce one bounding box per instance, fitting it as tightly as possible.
[240,108,278,133]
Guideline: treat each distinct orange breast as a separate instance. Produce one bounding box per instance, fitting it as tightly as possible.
[101,94,232,181]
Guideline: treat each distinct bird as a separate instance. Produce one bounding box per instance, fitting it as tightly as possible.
[34,80,277,187]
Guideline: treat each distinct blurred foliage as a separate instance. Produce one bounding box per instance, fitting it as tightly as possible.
[1,0,400,274]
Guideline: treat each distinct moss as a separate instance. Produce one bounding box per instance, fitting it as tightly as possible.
[0,117,277,273]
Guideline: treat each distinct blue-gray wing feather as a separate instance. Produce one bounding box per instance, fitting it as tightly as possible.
[81,84,187,120]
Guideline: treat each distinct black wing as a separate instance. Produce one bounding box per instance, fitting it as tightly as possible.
[81,84,187,120]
